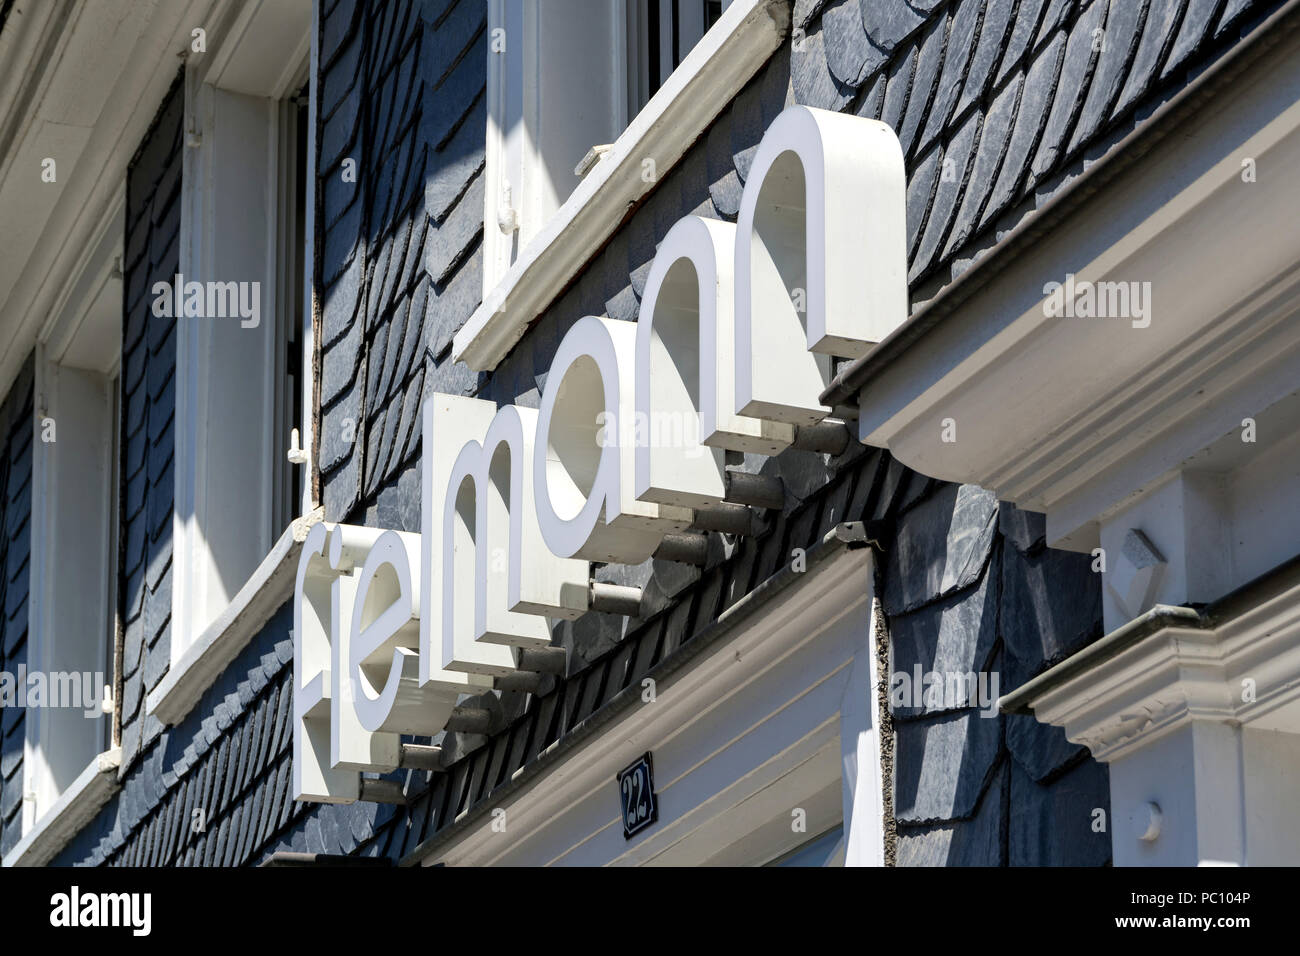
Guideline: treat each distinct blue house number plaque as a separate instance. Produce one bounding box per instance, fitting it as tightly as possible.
[618,752,658,839]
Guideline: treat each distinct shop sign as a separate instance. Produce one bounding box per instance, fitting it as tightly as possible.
[293,105,907,804]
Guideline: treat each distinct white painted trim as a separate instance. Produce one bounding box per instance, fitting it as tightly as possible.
[172,10,312,661]
[24,193,124,831]
[36,193,125,371]
[1028,578,1300,762]
[148,511,324,727]
[455,0,791,371]
[202,0,312,100]
[1015,563,1300,866]
[0,0,215,404]
[413,545,883,867]
[1,749,121,868]
[301,0,320,518]
[26,354,117,828]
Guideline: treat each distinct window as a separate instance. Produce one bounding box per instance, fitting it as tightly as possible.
[483,0,734,291]
[273,95,310,538]
[626,0,726,116]
[171,1,313,657]
[25,201,122,827]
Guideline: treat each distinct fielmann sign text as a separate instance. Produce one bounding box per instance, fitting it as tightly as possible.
[293,105,907,803]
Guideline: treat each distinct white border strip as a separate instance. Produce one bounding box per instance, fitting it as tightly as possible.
[451,0,791,372]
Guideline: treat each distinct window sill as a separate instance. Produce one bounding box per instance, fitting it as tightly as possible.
[451,0,791,372]
[146,509,323,726]
[2,749,121,867]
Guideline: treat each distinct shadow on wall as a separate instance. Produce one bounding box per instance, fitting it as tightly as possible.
[118,75,183,775]
[0,357,35,858]
[317,0,489,530]
[883,483,1110,866]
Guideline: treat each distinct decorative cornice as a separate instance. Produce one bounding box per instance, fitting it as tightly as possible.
[1002,557,1300,761]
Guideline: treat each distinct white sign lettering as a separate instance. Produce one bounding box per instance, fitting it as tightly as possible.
[293,105,906,803]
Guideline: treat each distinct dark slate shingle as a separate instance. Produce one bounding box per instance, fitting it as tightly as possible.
[895,13,949,159]
[820,0,880,88]
[977,28,1068,233]
[917,0,984,155]
[1027,0,1108,186]
[1067,0,1147,152]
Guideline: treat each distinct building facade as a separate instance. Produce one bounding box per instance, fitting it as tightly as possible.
[0,0,1296,867]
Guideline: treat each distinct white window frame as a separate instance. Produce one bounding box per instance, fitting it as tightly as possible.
[171,0,314,663]
[461,0,789,371]
[482,0,736,295]
[483,0,631,293]
[24,194,124,832]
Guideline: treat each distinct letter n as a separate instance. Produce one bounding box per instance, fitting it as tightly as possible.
[735,106,907,426]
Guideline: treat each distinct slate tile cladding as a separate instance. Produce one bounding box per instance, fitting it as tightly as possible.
[316,0,482,529]
[793,0,1284,296]
[0,357,34,858]
[52,602,320,866]
[119,72,183,778]
[888,488,1108,865]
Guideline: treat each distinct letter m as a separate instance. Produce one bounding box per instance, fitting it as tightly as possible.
[206,280,239,318]
[421,396,588,682]
[101,894,130,928]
